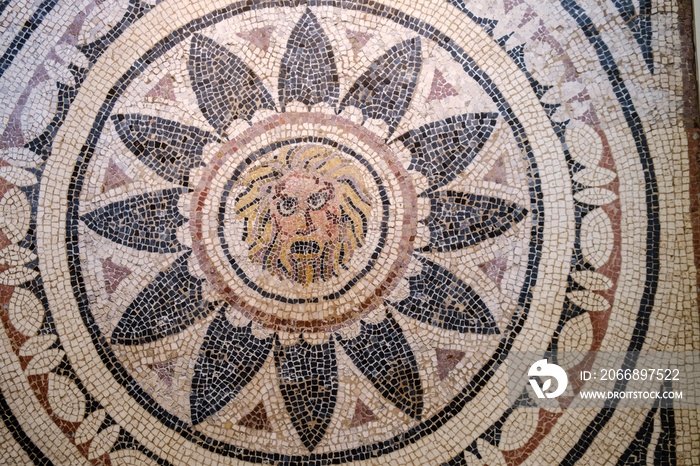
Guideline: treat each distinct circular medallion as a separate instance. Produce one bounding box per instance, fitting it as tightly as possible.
[6,0,697,460]
[191,114,416,331]
[38,0,577,462]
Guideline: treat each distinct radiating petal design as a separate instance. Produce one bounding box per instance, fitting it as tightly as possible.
[389,255,499,334]
[279,9,339,110]
[274,336,338,451]
[420,190,527,253]
[189,34,275,131]
[111,252,216,345]
[190,309,273,425]
[396,113,499,190]
[337,311,423,420]
[339,37,421,137]
[82,189,188,253]
[112,114,210,187]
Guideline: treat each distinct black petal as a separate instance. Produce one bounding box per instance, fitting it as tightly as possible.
[190,309,273,425]
[274,336,337,452]
[111,252,216,345]
[389,255,499,334]
[279,9,339,110]
[82,188,187,253]
[337,311,423,420]
[189,34,275,131]
[420,190,527,253]
[111,114,209,187]
[395,113,499,191]
[339,38,422,137]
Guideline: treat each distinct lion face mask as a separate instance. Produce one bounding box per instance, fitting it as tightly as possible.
[234,145,373,286]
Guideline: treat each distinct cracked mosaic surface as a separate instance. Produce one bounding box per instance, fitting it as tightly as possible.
[0,0,698,464]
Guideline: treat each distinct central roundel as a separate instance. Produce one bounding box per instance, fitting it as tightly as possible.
[191,113,416,332]
[235,144,370,285]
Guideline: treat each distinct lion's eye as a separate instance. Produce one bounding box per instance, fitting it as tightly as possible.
[277,196,298,216]
[307,192,328,211]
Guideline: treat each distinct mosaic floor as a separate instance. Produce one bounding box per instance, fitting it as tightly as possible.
[0,0,699,464]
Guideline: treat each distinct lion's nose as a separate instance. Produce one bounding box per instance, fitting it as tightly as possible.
[296,209,317,235]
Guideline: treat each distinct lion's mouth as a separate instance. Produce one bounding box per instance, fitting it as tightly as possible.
[289,240,321,256]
